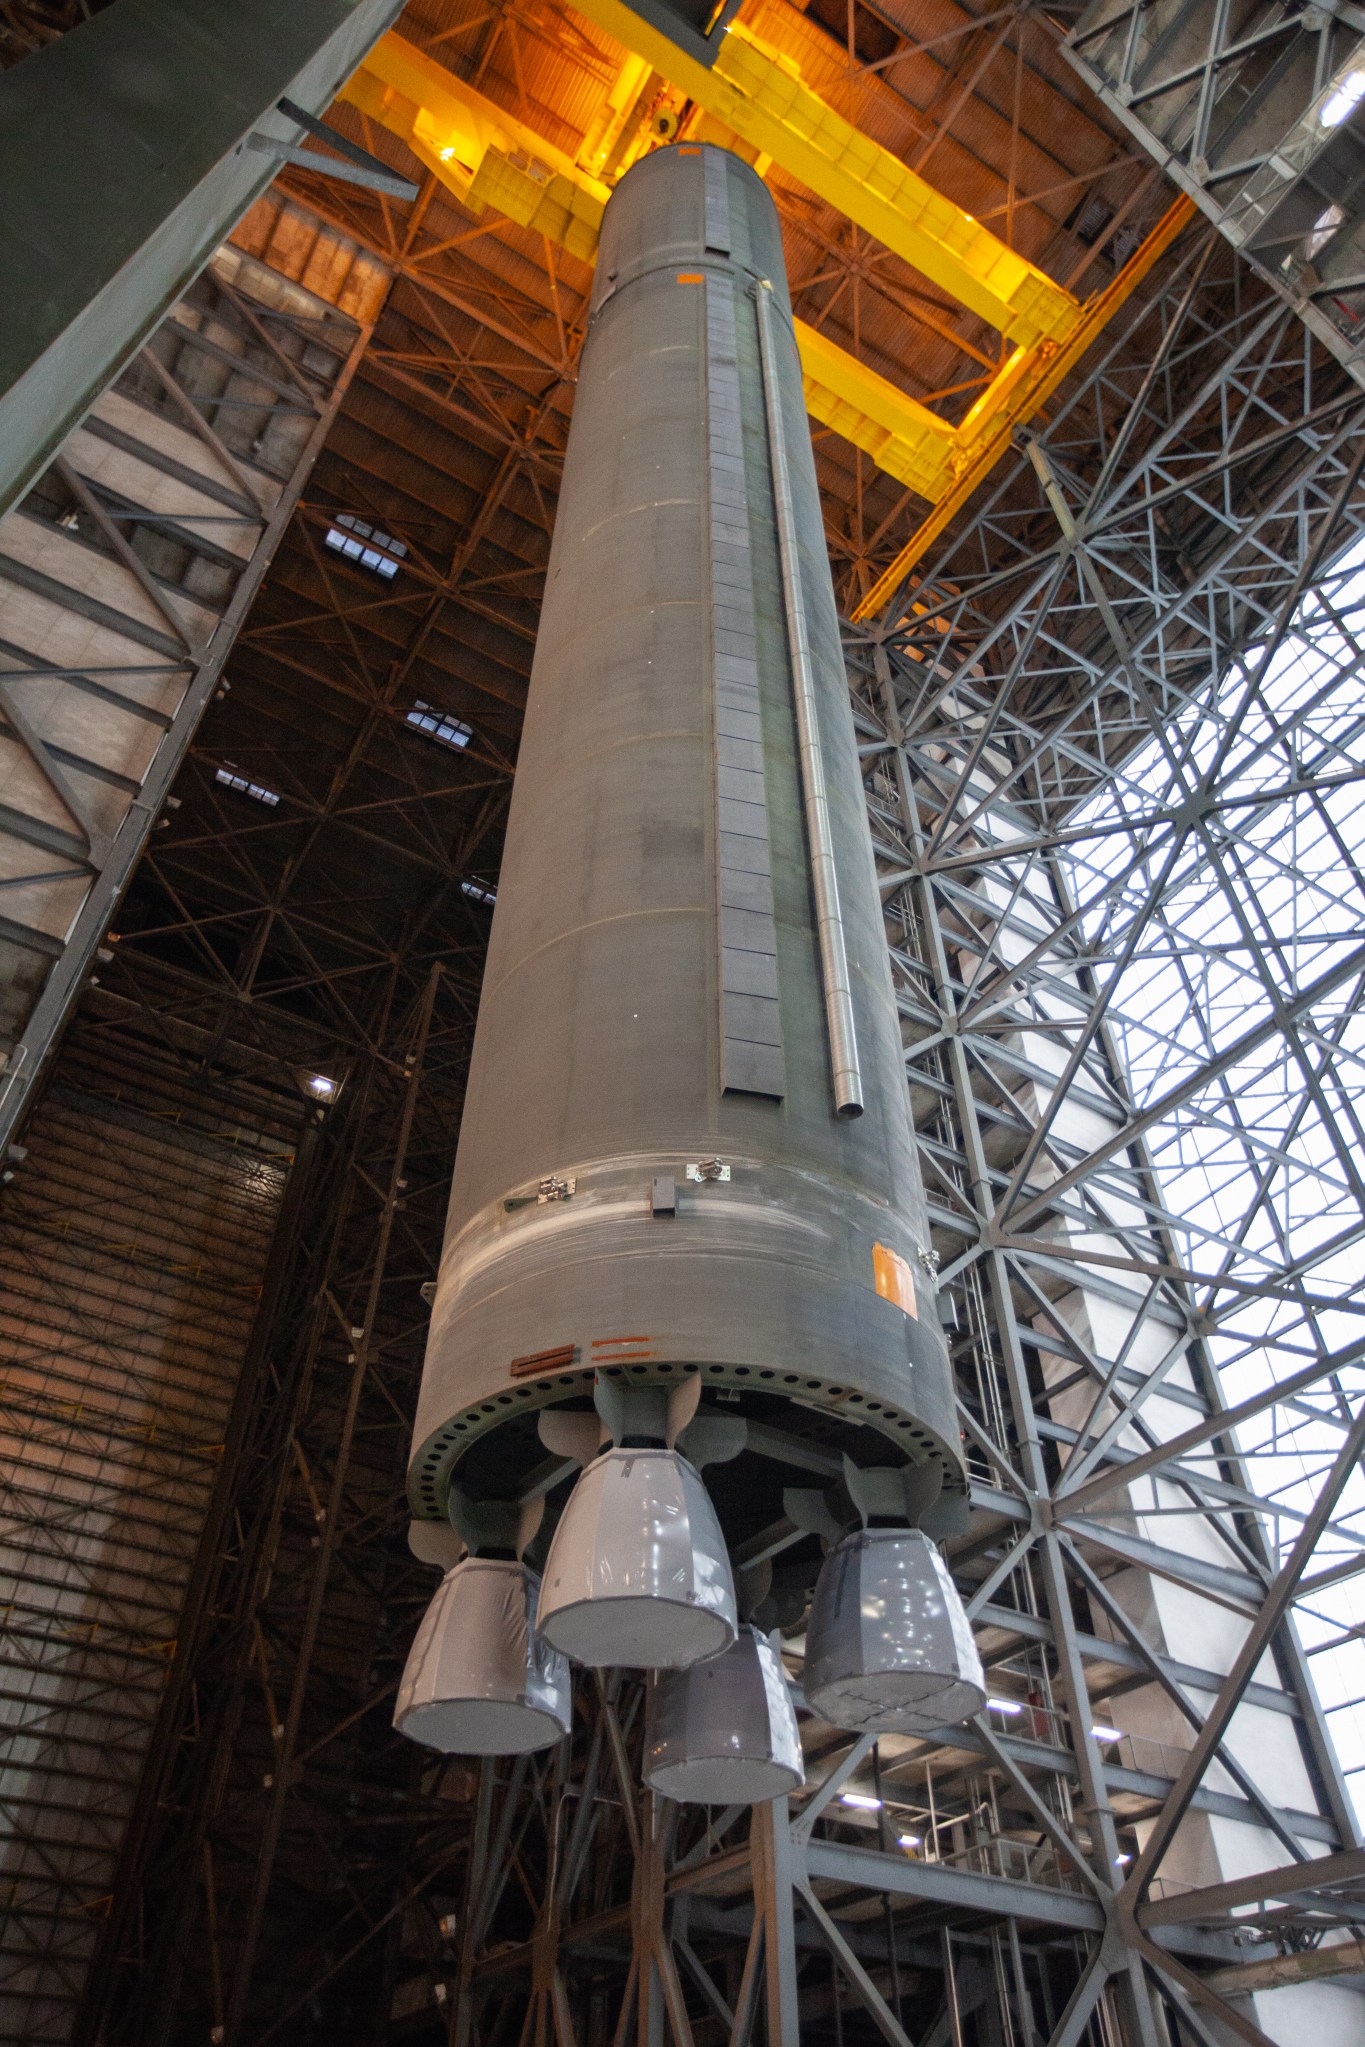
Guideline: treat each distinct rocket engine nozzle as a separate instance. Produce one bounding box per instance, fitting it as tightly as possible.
[536,1446,737,1669]
[804,1528,985,1735]
[395,1557,571,1755]
[645,1623,803,1804]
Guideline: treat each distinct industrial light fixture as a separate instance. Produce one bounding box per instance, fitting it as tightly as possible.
[295,1067,346,1108]
[899,1832,922,1848]
[1091,1723,1123,1744]
[644,1625,803,1804]
[839,1790,883,1812]
[987,1697,1023,1715]
[805,1527,986,1734]
[1320,68,1365,128]
[394,1556,571,1755]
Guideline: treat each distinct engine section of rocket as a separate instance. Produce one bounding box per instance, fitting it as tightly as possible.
[399,144,976,1733]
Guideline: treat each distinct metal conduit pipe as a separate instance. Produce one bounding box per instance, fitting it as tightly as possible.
[754,278,864,1120]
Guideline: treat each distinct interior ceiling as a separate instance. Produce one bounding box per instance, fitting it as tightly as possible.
[100,0,1179,1062]
[303,0,1160,618]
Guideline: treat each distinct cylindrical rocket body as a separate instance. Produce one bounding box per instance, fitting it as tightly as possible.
[409,146,963,1535]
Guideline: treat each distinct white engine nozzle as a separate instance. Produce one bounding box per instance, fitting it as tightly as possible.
[395,1556,571,1755]
[804,1528,985,1734]
[537,1446,737,1668]
[645,1623,803,1804]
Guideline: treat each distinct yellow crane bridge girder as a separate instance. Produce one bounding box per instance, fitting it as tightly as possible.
[341,34,1193,617]
[342,35,960,499]
[568,0,1081,351]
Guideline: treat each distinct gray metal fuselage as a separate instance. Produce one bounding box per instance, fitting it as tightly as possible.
[409,145,962,1552]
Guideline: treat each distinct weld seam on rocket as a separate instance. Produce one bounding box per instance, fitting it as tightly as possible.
[753,279,864,1120]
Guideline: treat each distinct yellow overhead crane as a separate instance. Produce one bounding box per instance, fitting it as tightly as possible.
[342,34,961,502]
[576,2,1080,351]
[341,25,1191,618]
[342,36,611,268]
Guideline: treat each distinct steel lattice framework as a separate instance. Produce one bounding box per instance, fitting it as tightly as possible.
[75,211,1365,2047]
[3,5,1365,2045]
[1064,0,1365,390]
[841,218,1365,2041]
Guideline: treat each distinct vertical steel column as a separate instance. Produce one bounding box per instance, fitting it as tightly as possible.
[752,1799,800,2047]
[221,965,444,2046]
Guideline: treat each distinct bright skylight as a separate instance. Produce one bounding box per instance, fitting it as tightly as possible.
[1065,535,1365,1814]
[408,702,473,751]
[324,512,407,580]
[214,767,280,807]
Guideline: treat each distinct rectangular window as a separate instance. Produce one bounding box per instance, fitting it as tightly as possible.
[407,701,473,751]
[324,511,407,581]
[804,0,901,67]
[215,767,280,807]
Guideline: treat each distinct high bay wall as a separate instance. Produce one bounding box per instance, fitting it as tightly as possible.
[0,220,388,2042]
[0,1022,299,2042]
[0,5,1363,2047]
[0,170,493,2044]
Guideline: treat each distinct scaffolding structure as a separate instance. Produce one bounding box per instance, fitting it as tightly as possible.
[1065,0,1365,389]
[1,5,1364,2046]
[58,203,1365,2047]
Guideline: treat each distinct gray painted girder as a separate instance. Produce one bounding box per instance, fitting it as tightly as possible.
[0,275,367,1154]
[0,0,404,518]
